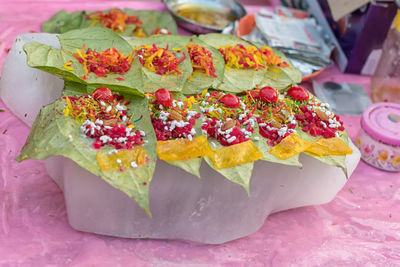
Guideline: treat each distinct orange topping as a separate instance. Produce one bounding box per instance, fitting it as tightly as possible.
[87,9,143,33]
[185,43,217,77]
[72,45,133,79]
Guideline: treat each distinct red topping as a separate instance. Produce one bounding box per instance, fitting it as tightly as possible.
[296,105,345,138]
[259,86,278,103]
[258,118,296,146]
[219,94,240,108]
[88,123,144,150]
[72,46,133,79]
[134,44,186,75]
[186,44,217,78]
[201,117,251,146]
[86,9,143,33]
[155,88,173,107]
[92,87,114,102]
[152,117,197,141]
[287,86,309,101]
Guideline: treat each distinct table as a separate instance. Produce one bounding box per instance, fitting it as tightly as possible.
[1,1,399,266]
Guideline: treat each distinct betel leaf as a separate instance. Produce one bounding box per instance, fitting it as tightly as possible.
[199,33,267,93]
[252,128,302,167]
[127,35,193,93]
[296,126,348,172]
[246,40,302,91]
[260,49,302,91]
[16,93,157,217]
[24,27,144,95]
[167,158,202,178]
[205,141,254,194]
[42,10,88,34]
[62,80,91,96]
[41,9,177,37]
[158,93,203,178]
[180,36,225,94]
[124,9,178,36]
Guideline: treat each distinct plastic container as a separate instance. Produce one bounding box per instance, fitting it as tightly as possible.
[357,103,400,172]
[371,9,400,104]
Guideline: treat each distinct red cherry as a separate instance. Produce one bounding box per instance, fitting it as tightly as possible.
[155,88,173,107]
[92,87,114,102]
[219,94,240,108]
[259,86,278,103]
[287,86,309,101]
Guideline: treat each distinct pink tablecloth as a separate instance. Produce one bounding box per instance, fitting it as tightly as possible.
[1,2,399,266]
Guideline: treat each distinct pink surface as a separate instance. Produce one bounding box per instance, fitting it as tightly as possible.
[1,1,400,266]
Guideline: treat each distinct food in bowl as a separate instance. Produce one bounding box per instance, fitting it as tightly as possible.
[175,4,236,28]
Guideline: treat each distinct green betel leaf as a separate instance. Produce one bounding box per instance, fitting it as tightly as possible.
[41,9,177,36]
[24,27,144,95]
[204,156,253,195]
[62,80,91,96]
[167,158,202,178]
[181,36,225,94]
[199,33,267,92]
[16,94,157,217]
[296,127,348,172]
[124,9,178,36]
[204,141,253,194]
[42,10,88,34]
[246,40,302,90]
[127,35,193,93]
[261,69,294,90]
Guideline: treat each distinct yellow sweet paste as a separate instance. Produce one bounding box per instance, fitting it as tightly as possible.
[97,147,148,171]
[209,140,263,169]
[157,135,212,161]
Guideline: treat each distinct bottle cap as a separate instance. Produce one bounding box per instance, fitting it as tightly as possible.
[361,102,400,146]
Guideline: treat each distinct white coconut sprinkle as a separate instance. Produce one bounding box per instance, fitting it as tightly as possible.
[100,135,112,144]
[227,136,237,143]
[107,149,118,155]
[130,161,138,168]
[117,137,127,143]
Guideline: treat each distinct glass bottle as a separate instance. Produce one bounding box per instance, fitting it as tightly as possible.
[371,8,400,104]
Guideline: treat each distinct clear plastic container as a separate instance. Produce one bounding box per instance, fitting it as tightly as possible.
[371,9,400,104]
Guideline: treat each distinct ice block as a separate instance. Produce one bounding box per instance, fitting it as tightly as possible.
[0,33,64,126]
[44,142,359,244]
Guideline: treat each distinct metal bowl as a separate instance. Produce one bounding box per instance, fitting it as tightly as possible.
[162,0,247,34]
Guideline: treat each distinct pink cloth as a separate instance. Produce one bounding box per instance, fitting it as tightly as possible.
[1,2,399,265]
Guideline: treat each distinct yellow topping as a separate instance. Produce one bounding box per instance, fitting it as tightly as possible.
[157,136,212,161]
[270,133,353,159]
[97,148,148,171]
[218,44,286,70]
[306,138,353,156]
[133,28,147,38]
[209,140,263,169]
[62,61,74,71]
[270,133,311,160]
